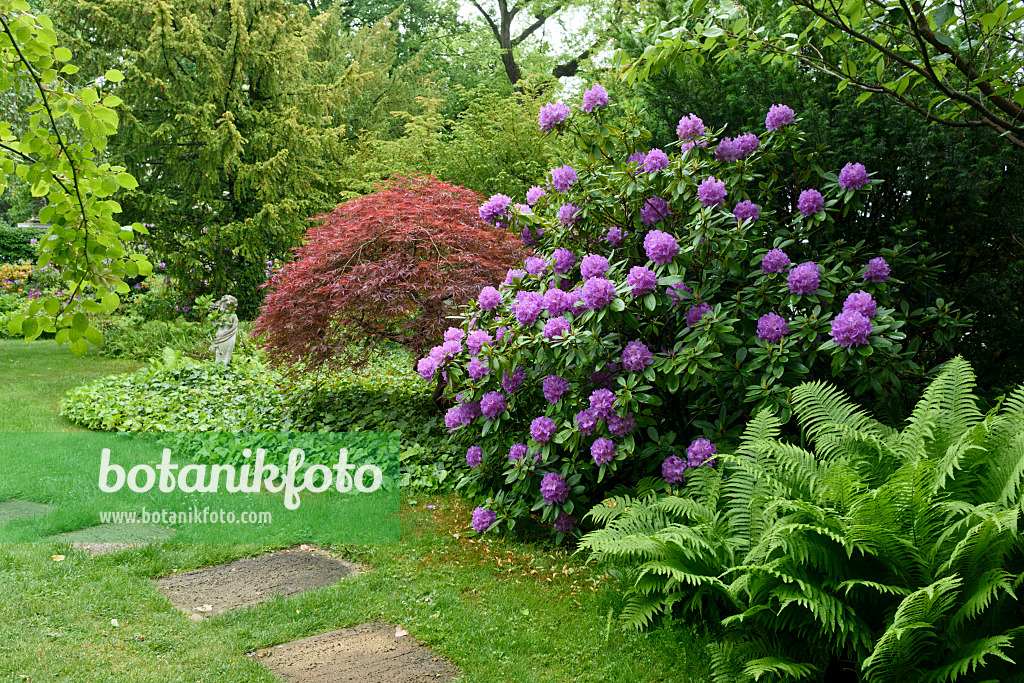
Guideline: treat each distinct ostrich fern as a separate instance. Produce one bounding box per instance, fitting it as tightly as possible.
[581,357,1024,682]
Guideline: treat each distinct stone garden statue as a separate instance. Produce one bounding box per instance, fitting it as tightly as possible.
[209,295,239,365]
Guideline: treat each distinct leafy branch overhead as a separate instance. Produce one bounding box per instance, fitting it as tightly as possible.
[626,0,1024,150]
[1,0,150,353]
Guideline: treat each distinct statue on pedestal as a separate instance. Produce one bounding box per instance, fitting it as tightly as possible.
[209,295,239,365]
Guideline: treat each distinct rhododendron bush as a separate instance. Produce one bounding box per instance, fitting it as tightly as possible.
[418,90,968,537]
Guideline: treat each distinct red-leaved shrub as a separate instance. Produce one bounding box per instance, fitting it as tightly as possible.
[253,175,524,370]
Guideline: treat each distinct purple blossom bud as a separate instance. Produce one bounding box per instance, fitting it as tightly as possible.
[466,446,482,467]
[662,455,687,484]
[542,375,569,404]
[643,230,679,265]
[863,257,891,283]
[676,114,706,141]
[831,310,873,347]
[580,254,610,279]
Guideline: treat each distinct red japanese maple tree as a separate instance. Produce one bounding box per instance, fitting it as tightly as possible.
[253,175,523,370]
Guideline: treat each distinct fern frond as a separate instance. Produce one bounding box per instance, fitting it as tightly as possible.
[791,380,882,459]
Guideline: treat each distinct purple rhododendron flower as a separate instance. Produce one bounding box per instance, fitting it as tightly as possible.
[481,391,506,419]
[686,302,712,328]
[417,356,439,381]
[591,437,616,465]
[472,507,496,532]
[502,365,526,393]
[466,446,482,467]
[479,194,512,225]
[716,137,743,163]
[766,104,795,131]
[503,268,526,287]
[734,200,760,225]
[641,197,671,226]
[687,438,717,467]
[553,511,575,533]
[735,133,760,157]
[797,189,824,216]
[621,341,653,372]
[467,330,492,355]
[543,375,569,404]
[757,313,789,343]
[580,253,610,279]
[839,162,869,190]
[788,261,821,295]
[604,225,626,246]
[478,286,502,311]
[557,203,580,226]
[761,249,791,274]
[509,443,529,461]
[697,176,727,207]
[627,266,658,296]
[552,248,577,274]
[467,356,490,381]
[445,404,472,431]
[608,412,636,437]
[676,114,706,141]
[525,256,549,275]
[543,316,570,339]
[526,185,547,205]
[575,408,597,434]
[644,229,679,265]
[538,102,570,131]
[589,388,617,420]
[540,473,569,505]
[551,165,578,193]
[863,257,891,283]
[444,327,465,343]
[662,455,687,484]
[581,83,609,112]
[644,148,670,173]
[531,416,557,443]
[628,151,647,166]
[513,291,545,325]
[581,277,617,310]
[843,291,877,318]
[544,287,570,316]
[441,339,462,358]
[668,282,692,305]
[831,310,873,347]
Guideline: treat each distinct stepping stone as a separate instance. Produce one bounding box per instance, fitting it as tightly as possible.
[253,622,459,682]
[157,548,358,617]
[47,523,176,556]
[0,500,51,525]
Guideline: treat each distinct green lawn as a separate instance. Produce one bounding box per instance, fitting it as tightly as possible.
[0,339,712,682]
[0,340,140,431]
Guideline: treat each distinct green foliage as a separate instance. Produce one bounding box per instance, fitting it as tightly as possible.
[358,85,566,199]
[60,342,458,490]
[627,0,1024,151]
[60,349,291,431]
[92,313,258,362]
[582,357,1024,682]
[0,224,41,261]
[1,0,150,352]
[288,348,461,491]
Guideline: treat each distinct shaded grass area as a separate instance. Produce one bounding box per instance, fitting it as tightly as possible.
[0,338,712,682]
[0,340,140,431]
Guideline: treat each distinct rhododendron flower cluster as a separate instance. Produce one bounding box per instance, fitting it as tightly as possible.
[538,102,570,131]
[797,189,824,216]
[676,113,706,140]
[580,84,609,113]
[697,177,727,207]
[839,162,869,190]
[550,165,577,193]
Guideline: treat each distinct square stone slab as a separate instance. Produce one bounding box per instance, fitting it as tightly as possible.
[157,548,358,617]
[253,622,459,682]
[0,500,51,526]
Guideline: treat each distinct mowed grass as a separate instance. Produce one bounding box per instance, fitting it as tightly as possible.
[0,339,140,431]
[0,339,712,682]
